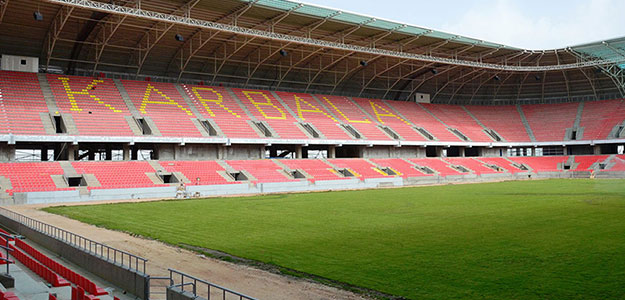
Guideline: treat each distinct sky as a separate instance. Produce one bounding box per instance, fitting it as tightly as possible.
[300,0,625,50]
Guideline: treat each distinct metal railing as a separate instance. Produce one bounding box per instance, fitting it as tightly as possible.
[0,207,148,273]
[168,269,257,300]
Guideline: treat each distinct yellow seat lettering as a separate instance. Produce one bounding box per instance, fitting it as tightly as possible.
[242,91,286,120]
[139,84,193,116]
[370,101,411,125]
[294,95,337,122]
[192,87,241,118]
[321,97,370,123]
[58,77,121,113]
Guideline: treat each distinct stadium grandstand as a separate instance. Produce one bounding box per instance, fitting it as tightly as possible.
[0,0,623,299]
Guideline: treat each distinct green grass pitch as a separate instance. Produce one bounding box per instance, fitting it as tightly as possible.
[44,179,625,300]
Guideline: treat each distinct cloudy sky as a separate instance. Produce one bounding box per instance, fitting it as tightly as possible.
[301,0,625,50]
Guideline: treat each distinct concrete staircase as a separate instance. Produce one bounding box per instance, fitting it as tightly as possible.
[113,79,141,117]
[270,91,301,120]
[174,84,204,119]
[59,161,78,176]
[516,105,536,142]
[36,74,60,114]
[309,94,343,121]
[573,102,584,129]
[347,97,379,124]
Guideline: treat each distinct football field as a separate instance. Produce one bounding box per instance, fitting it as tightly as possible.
[44,179,625,300]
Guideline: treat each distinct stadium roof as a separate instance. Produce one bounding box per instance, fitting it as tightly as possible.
[1,0,624,104]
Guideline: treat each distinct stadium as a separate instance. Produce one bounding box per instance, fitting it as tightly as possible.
[0,0,622,299]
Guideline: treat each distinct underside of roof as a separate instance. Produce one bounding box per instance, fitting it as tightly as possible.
[1,0,624,104]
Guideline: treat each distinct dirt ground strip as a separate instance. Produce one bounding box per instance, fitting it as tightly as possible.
[6,201,369,300]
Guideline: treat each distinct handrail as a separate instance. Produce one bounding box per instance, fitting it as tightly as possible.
[168,269,257,300]
[0,207,148,273]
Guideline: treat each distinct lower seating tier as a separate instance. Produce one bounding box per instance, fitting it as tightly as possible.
[0,155,620,194]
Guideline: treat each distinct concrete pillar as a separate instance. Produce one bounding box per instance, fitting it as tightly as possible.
[436,147,444,157]
[459,147,466,157]
[328,146,336,158]
[68,145,77,161]
[123,144,130,161]
[295,145,303,159]
[416,147,426,158]
[593,145,602,155]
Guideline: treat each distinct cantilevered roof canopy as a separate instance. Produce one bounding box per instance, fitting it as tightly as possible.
[0,0,623,104]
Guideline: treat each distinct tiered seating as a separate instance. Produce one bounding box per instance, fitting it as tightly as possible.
[72,161,164,189]
[275,92,353,140]
[122,80,201,137]
[315,95,392,140]
[327,159,391,179]
[522,102,578,141]
[231,89,309,139]
[465,105,529,142]
[159,161,235,185]
[476,157,526,173]
[0,236,69,287]
[47,74,133,136]
[606,157,625,171]
[369,158,433,178]
[279,159,345,181]
[352,98,426,141]
[444,157,502,175]
[508,156,568,172]
[384,101,461,141]
[0,291,20,300]
[0,71,48,135]
[15,239,107,295]
[579,100,625,140]
[182,84,256,138]
[574,155,609,170]
[0,162,69,194]
[421,104,492,142]
[226,160,297,183]
[408,158,468,176]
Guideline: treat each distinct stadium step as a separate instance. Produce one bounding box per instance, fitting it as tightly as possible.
[516,105,537,142]
[59,161,78,176]
[381,99,417,127]
[36,74,60,115]
[309,94,342,121]
[462,106,506,142]
[573,102,585,129]
[225,88,258,121]
[270,91,301,120]
[174,84,225,137]
[112,78,141,117]
[173,84,204,119]
[565,102,586,141]
[346,96,380,124]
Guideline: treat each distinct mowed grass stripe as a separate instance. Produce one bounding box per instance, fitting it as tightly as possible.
[44,179,625,300]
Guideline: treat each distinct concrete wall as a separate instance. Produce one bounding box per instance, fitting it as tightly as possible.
[0,213,149,299]
[220,144,264,160]
[361,146,425,158]
[4,170,622,206]
[481,147,505,157]
[167,287,198,300]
